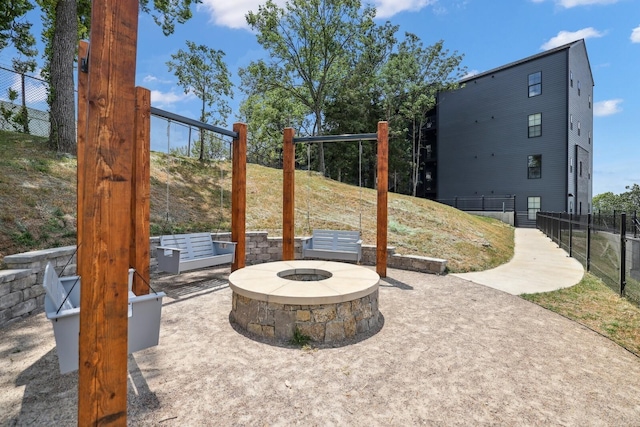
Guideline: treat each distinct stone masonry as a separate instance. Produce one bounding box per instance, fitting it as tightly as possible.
[230,289,380,343]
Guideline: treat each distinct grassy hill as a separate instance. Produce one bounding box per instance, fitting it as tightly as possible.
[0,130,513,272]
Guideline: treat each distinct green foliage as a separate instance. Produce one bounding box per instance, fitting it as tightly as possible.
[593,184,640,213]
[380,34,466,196]
[167,41,233,161]
[0,1,37,58]
[289,327,312,346]
[243,0,377,174]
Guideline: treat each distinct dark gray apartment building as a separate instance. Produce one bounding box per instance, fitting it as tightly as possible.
[423,39,593,226]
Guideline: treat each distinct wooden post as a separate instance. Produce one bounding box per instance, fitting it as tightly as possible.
[131,87,151,294]
[282,128,295,260]
[376,121,388,278]
[78,1,138,425]
[77,40,89,267]
[232,122,247,271]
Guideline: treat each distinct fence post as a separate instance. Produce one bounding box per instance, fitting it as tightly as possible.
[569,212,573,257]
[620,213,626,297]
[634,211,638,239]
[557,213,562,247]
[481,196,485,211]
[613,210,617,234]
[587,213,591,272]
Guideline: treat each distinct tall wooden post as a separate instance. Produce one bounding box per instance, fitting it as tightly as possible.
[282,128,295,260]
[376,121,388,278]
[78,1,139,425]
[232,122,247,271]
[77,41,89,270]
[131,87,151,294]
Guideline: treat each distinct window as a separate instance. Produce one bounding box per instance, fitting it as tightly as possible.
[570,114,573,130]
[570,158,573,173]
[579,161,583,177]
[570,71,573,87]
[588,95,591,109]
[578,80,581,96]
[528,71,541,97]
[589,131,591,144]
[528,197,541,220]
[578,121,581,136]
[528,113,541,137]
[528,155,541,179]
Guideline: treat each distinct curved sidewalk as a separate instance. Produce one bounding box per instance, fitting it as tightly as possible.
[453,228,584,295]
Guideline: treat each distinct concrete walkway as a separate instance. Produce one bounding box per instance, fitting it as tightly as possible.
[453,228,584,295]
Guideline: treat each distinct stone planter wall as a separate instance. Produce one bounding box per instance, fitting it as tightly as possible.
[2,231,445,328]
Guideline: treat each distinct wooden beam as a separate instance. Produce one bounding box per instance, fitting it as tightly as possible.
[282,128,295,260]
[376,121,389,278]
[77,40,89,269]
[231,122,247,271]
[78,1,139,425]
[131,87,151,294]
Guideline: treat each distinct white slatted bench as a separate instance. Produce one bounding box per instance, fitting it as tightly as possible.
[301,229,362,263]
[43,262,165,374]
[156,232,237,274]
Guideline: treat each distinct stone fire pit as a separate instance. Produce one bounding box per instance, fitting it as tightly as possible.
[229,260,380,343]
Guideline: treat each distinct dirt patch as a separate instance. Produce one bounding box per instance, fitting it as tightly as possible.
[2,268,640,425]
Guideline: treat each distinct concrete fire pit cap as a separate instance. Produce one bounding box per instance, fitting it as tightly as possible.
[228,260,380,305]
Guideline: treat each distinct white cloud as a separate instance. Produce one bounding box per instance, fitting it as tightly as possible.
[594,99,623,117]
[463,70,479,79]
[532,0,618,7]
[374,0,438,19]
[199,0,437,29]
[557,0,618,7]
[143,74,172,84]
[199,0,286,29]
[150,90,194,107]
[631,25,640,43]
[540,27,605,50]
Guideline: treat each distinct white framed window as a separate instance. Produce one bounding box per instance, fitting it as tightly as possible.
[578,121,581,136]
[528,197,541,220]
[528,71,541,97]
[570,114,573,130]
[528,113,541,137]
[528,154,542,179]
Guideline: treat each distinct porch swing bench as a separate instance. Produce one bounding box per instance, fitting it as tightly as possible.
[156,232,237,274]
[302,229,362,263]
[43,262,166,374]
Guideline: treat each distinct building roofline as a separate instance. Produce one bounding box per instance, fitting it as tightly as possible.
[460,39,593,84]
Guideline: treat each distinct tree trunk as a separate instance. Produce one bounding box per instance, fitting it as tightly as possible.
[49,0,78,154]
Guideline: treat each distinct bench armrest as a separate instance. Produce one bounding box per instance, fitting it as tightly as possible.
[156,245,183,253]
[212,240,237,255]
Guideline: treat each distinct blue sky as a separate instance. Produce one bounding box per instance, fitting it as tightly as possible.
[1,0,638,196]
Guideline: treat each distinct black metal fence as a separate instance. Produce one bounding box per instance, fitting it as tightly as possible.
[436,196,515,212]
[537,211,640,305]
[0,66,50,137]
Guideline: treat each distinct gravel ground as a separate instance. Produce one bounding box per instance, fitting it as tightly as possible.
[2,267,640,426]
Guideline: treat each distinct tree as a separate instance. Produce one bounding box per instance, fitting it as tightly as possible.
[35,0,200,154]
[593,185,640,214]
[0,1,37,59]
[238,86,309,167]
[380,34,465,196]
[243,0,376,175]
[167,41,233,161]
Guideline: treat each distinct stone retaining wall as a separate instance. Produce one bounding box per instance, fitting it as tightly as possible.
[231,289,380,343]
[1,231,446,328]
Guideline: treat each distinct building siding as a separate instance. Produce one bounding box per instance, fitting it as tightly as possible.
[435,40,593,219]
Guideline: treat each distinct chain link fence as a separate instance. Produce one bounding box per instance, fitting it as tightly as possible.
[0,65,50,137]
